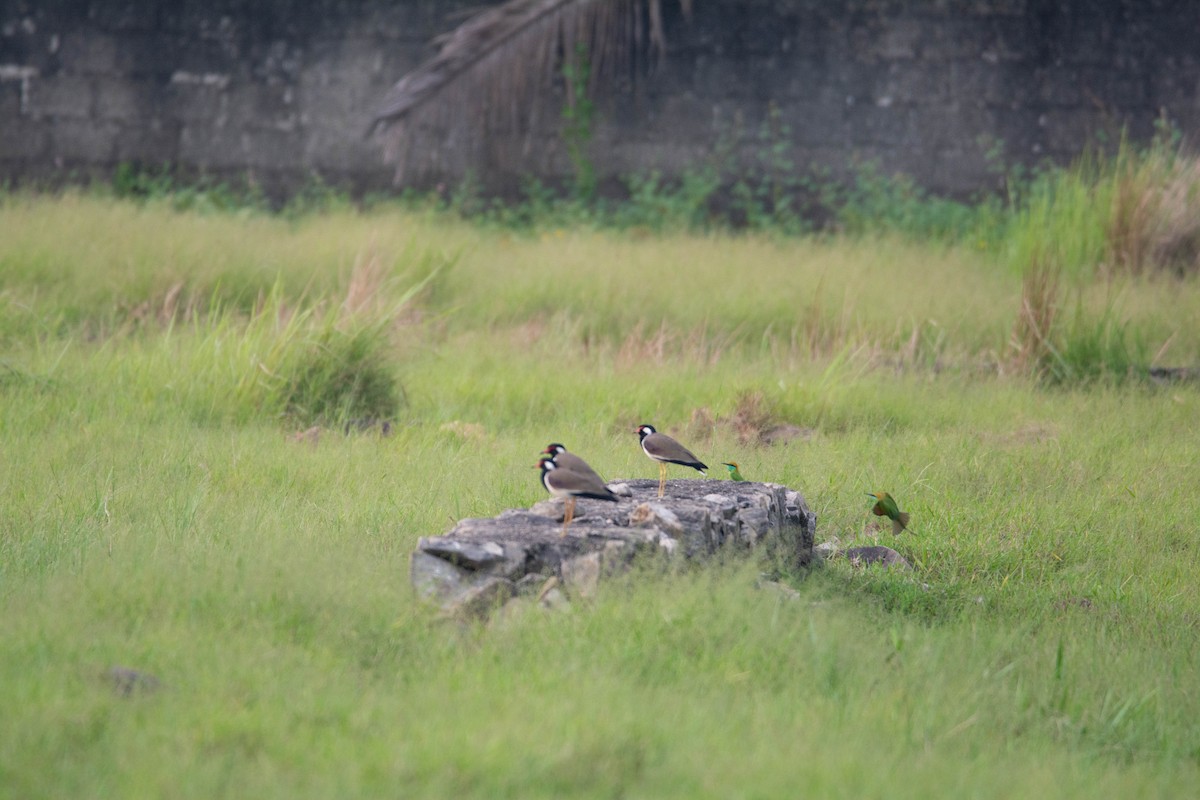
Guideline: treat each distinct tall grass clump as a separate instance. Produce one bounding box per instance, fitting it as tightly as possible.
[1008,256,1062,377]
[1001,161,1110,279]
[277,316,401,425]
[154,259,429,427]
[1046,298,1146,384]
[156,292,395,427]
[1001,124,1200,280]
[1106,130,1200,277]
[1008,255,1148,384]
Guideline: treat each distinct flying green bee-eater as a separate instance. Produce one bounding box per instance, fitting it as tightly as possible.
[722,462,744,481]
[867,492,911,535]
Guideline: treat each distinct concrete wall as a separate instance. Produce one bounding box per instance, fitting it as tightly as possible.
[1,0,1198,198]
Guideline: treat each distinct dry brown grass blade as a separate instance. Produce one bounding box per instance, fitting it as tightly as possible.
[1008,257,1061,376]
[1149,157,1200,274]
[1106,148,1200,277]
[343,246,387,320]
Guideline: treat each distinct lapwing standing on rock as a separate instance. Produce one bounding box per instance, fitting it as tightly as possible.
[537,456,617,536]
[634,424,707,498]
[867,491,912,535]
[541,443,607,487]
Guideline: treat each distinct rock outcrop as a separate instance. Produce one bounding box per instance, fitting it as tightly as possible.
[411,479,815,618]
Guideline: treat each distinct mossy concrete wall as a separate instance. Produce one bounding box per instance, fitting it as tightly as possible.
[1,0,1197,197]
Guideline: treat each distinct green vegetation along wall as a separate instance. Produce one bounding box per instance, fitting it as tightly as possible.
[0,0,1197,198]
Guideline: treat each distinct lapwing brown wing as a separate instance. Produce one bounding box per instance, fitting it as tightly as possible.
[634,424,707,498]
[537,456,617,536]
[541,443,607,487]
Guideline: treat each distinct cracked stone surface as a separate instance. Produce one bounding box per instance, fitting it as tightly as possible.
[412,479,816,618]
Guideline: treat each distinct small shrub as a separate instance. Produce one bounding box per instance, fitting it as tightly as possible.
[834,160,984,242]
[278,320,402,426]
[1009,257,1148,385]
[1043,300,1147,386]
[161,260,433,427]
[1001,163,1109,279]
[1106,135,1200,277]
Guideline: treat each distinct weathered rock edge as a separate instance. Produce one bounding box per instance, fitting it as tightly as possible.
[411,479,816,618]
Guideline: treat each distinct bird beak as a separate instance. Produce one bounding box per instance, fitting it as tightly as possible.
[865,493,876,498]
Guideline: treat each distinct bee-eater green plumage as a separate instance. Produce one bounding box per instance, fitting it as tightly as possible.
[722,462,745,481]
[867,492,911,535]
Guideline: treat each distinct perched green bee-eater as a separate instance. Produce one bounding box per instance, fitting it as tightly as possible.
[867,492,911,535]
[722,462,745,481]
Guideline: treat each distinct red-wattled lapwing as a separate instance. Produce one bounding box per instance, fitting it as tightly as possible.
[541,443,607,487]
[634,424,707,498]
[537,456,617,536]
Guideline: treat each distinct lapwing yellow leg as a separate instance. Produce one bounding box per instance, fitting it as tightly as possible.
[635,424,708,499]
[560,496,576,537]
[537,453,616,538]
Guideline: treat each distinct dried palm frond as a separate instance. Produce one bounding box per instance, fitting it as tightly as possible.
[368,0,690,184]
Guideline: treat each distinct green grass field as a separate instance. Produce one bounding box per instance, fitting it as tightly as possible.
[2,194,1199,798]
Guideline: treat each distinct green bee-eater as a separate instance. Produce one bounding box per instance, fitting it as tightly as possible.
[722,462,745,481]
[867,492,911,535]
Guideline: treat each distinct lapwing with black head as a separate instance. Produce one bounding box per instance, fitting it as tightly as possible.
[541,443,607,487]
[634,424,707,498]
[537,455,617,537]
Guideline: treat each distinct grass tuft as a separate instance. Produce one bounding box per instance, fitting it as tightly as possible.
[1009,256,1062,377]
[1045,298,1147,385]
[279,317,403,427]
[1106,137,1200,276]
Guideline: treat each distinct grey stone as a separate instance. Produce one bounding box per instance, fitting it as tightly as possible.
[629,502,684,536]
[538,585,570,612]
[420,538,505,569]
[702,494,737,514]
[843,546,912,571]
[514,573,553,597]
[451,576,516,620]
[411,478,815,617]
[560,552,602,598]
[105,666,160,696]
[1149,367,1200,385]
[813,540,840,561]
